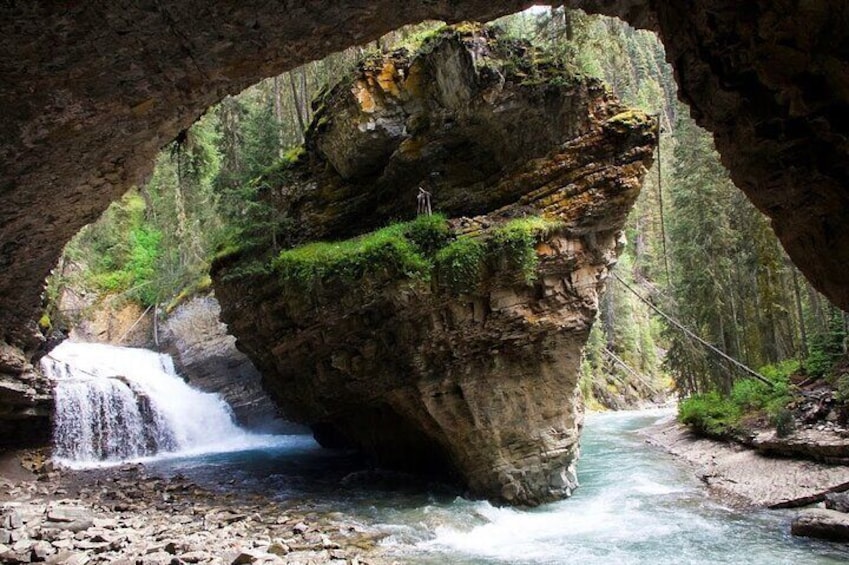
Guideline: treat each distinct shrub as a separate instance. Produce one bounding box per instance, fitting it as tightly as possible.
[681,362,797,438]
[835,374,849,403]
[772,408,796,438]
[678,391,741,437]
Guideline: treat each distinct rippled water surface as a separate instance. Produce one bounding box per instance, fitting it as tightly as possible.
[147,409,849,564]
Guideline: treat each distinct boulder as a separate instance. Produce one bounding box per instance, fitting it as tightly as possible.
[44,507,94,533]
[791,508,849,542]
[213,25,656,505]
[825,492,849,514]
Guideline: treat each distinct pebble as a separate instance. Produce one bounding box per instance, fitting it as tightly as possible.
[0,465,391,565]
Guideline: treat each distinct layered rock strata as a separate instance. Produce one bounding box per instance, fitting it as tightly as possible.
[0,344,52,449]
[213,28,657,505]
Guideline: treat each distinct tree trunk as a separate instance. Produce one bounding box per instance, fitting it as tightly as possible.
[288,71,306,142]
[273,76,284,157]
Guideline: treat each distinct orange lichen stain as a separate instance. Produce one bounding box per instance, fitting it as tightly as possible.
[352,80,377,113]
[404,63,426,97]
[535,242,556,256]
[377,61,401,97]
[399,137,425,158]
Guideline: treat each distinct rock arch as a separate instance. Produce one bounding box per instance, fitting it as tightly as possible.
[1,0,848,443]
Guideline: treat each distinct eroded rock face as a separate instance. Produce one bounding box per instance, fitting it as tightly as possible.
[652,1,849,318]
[213,28,657,504]
[160,294,301,433]
[0,343,52,449]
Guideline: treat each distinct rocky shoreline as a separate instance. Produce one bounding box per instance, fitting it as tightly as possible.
[640,413,849,508]
[641,413,849,541]
[0,454,391,565]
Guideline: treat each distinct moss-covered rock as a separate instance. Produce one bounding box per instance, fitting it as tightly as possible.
[213,24,657,506]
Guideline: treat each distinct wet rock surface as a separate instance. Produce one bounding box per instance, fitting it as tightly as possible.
[0,465,390,565]
[0,345,52,450]
[214,27,657,505]
[791,509,849,543]
[161,295,301,434]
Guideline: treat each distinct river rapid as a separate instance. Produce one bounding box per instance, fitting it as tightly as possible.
[42,343,849,563]
[142,409,849,564]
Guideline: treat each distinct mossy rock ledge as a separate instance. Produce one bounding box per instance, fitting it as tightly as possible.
[212,25,657,506]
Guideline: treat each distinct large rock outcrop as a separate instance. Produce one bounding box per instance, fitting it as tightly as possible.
[213,27,657,505]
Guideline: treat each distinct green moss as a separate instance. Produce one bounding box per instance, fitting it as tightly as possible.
[38,313,52,331]
[435,236,487,292]
[165,274,213,313]
[212,242,243,263]
[255,145,305,189]
[607,110,650,130]
[489,216,564,284]
[236,213,563,299]
[272,214,449,290]
[435,216,563,293]
[405,213,452,255]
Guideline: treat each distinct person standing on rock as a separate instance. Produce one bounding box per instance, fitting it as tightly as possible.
[417,186,432,216]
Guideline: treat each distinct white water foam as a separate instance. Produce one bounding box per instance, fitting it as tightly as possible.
[42,341,284,468]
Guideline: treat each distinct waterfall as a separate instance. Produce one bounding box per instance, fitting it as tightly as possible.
[42,341,257,465]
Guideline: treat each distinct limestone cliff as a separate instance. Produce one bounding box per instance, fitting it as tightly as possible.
[213,27,657,505]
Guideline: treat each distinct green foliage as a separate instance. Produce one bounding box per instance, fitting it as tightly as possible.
[65,192,163,307]
[489,217,562,284]
[272,215,449,290]
[404,213,452,255]
[88,225,162,306]
[805,310,847,378]
[680,363,795,437]
[679,391,742,437]
[435,237,487,293]
[834,374,849,403]
[759,359,801,381]
[579,322,608,410]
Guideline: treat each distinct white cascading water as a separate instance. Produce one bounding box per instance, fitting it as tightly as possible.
[42,341,263,467]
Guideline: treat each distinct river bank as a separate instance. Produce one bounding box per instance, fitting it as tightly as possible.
[4,411,849,564]
[640,412,849,508]
[0,453,391,565]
